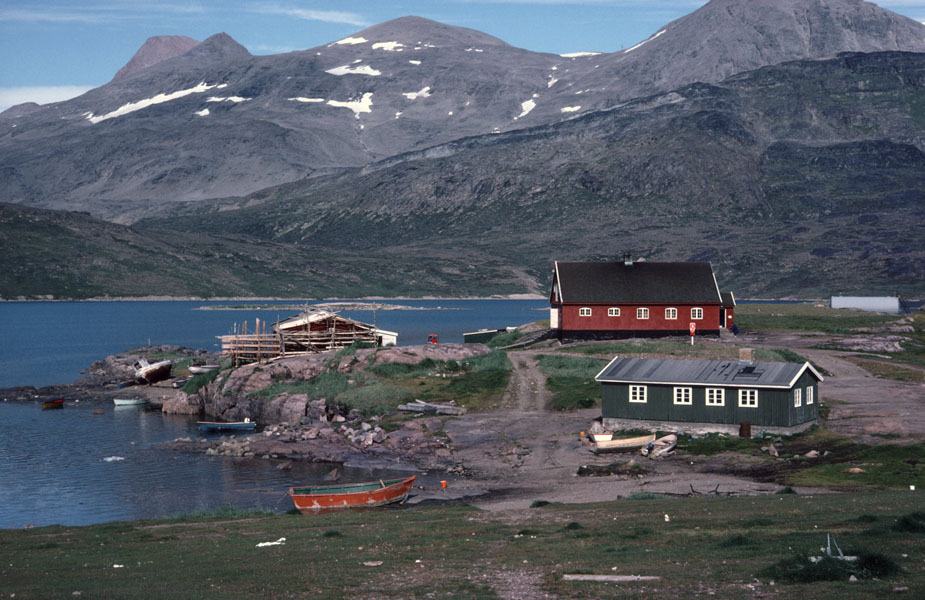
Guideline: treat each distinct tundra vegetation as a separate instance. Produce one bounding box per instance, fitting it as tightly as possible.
[2,492,921,598]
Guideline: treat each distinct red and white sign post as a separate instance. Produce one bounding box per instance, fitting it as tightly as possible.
[689,322,696,345]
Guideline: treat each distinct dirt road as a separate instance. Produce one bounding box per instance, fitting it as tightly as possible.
[440,334,923,512]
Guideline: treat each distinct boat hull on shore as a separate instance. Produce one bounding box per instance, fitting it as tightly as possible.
[197,420,256,432]
[591,433,656,454]
[113,398,148,406]
[290,476,416,514]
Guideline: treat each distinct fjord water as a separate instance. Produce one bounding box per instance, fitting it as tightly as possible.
[0,299,546,528]
[0,299,547,389]
[0,401,410,528]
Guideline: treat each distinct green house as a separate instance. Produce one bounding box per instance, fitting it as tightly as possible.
[595,357,823,435]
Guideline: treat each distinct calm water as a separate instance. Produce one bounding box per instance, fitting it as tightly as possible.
[0,299,548,389]
[0,299,546,528]
[0,401,417,529]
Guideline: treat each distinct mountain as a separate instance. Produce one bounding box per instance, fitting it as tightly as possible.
[140,51,925,298]
[112,35,201,81]
[2,0,924,222]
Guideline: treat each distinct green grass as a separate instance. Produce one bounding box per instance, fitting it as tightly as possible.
[486,329,525,348]
[680,430,925,490]
[337,383,414,417]
[181,367,225,394]
[247,371,352,400]
[3,492,921,599]
[736,303,902,334]
[536,354,608,410]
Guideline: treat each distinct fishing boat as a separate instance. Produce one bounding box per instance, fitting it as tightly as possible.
[133,359,172,384]
[113,397,148,406]
[591,432,656,454]
[641,434,678,458]
[590,431,613,442]
[42,398,64,410]
[289,476,416,514]
[197,418,257,432]
[188,363,220,375]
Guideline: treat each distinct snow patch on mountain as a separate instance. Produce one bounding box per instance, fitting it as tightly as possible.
[289,97,325,103]
[373,41,404,51]
[207,96,249,103]
[402,87,432,100]
[515,99,536,119]
[86,82,219,124]
[328,92,373,118]
[624,30,666,53]
[560,52,601,58]
[408,60,422,65]
[560,106,581,113]
[334,37,367,46]
[195,108,209,116]
[326,64,382,76]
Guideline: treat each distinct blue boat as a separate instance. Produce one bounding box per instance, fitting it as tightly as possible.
[197,419,256,432]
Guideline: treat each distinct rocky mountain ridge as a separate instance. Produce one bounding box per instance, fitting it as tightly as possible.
[2,0,924,222]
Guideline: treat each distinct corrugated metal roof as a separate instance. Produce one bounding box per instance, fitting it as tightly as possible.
[555,261,722,304]
[595,357,822,389]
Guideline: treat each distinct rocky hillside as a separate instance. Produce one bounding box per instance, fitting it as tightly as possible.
[142,51,925,298]
[1,0,924,222]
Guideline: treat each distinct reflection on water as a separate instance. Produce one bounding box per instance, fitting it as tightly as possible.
[0,402,411,528]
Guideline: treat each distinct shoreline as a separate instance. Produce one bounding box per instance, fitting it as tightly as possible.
[0,294,549,302]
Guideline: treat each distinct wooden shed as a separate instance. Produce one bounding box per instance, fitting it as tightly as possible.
[595,356,823,435]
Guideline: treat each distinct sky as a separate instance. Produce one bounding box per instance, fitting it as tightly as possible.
[2,0,925,112]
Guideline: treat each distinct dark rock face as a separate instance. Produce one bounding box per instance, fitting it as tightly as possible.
[112,35,201,81]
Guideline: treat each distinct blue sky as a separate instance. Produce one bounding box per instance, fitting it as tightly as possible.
[2,1,925,112]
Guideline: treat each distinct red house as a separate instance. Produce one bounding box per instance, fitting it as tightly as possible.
[549,256,735,339]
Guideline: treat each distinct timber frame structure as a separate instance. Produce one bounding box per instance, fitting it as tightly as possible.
[220,309,397,366]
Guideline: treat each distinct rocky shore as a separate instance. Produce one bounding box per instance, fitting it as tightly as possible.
[1,342,492,476]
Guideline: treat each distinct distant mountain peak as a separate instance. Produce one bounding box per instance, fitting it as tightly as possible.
[339,15,510,49]
[112,35,200,81]
[185,32,252,62]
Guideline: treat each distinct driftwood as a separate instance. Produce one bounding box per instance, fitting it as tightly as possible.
[397,400,466,416]
[563,574,661,582]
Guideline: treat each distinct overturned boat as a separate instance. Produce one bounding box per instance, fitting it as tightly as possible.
[133,359,172,384]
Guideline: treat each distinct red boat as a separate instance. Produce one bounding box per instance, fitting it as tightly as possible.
[42,398,64,410]
[289,476,416,514]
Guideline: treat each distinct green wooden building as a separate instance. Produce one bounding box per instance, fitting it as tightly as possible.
[595,356,823,435]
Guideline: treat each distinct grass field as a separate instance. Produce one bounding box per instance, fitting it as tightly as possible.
[2,492,921,599]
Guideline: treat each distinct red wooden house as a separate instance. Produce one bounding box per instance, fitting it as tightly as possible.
[549,256,735,339]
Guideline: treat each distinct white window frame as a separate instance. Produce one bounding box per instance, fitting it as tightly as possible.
[629,385,647,403]
[794,388,802,407]
[578,307,592,317]
[637,307,649,320]
[608,307,621,317]
[738,389,758,408]
[665,307,678,320]
[806,387,814,405]
[673,387,692,405]
[706,388,725,406]
[691,307,704,320]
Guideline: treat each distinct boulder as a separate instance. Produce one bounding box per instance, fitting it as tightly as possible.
[263,393,309,425]
[161,393,200,415]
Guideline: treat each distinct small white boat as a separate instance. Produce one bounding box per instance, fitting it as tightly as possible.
[591,432,656,454]
[590,432,613,442]
[188,363,220,375]
[133,359,172,384]
[113,398,148,406]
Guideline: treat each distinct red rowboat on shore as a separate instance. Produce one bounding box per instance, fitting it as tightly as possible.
[289,476,416,514]
[42,398,64,410]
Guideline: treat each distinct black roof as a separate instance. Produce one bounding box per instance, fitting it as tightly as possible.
[721,292,736,307]
[595,357,823,389]
[554,261,722,304]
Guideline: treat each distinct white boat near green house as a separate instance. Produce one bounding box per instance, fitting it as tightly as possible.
[594,356,823,436]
